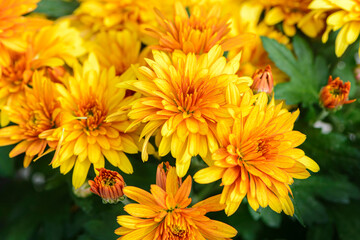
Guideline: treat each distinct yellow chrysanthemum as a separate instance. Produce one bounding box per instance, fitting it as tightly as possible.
[309,0,360,57]
[255,0,325,37]
[86,30,143,75]
[50,54,140,189]
[228,1,289,84]
[147,1,254,54]
[0,72,60,167]
[194,91,320,216]
[115,164,237,240]
[0,20,85,126]
[0,0,50,56]
[120,45,252,177]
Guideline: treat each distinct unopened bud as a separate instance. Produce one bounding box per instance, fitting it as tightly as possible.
[88,168,125,204]
[156,162,182,190]
[251,65,274,94]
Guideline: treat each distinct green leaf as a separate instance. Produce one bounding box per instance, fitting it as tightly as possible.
[261,36,325,106]
[34,0,79,18]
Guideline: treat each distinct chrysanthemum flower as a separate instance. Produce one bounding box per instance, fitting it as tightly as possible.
[50,54,140,189]
[260,0,322,37]
[86,30,142,75]
[73,0,158,40]
[194,92,320,216]
[89,168,125,203]
[320,76,356,109]
[120,45,252,177]
[228,1,289,84]
[0,20,85,126]
[115,164,237,239]
[147,2,254,54]
[309,0,360,57]
[0,0,50,56]
[156,161,182,190]
[0,72,60,167]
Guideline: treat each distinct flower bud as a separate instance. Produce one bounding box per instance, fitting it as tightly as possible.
[251,65,274,94]
[88,168,125,204]
[156,162,182,190]
[320,76,356,110]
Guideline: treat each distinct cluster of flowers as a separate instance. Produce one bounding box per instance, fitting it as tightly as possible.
[0,0,357,239]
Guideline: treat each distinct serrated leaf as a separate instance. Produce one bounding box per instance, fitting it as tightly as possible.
[261,36,322,106]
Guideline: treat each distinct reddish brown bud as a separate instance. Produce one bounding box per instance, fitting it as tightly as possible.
[320,76,356,110]
[88,168,125,204]
[251,65,274,94]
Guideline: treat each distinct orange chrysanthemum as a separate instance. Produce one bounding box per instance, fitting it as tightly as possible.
[194,92,320,216]
[120,45,252,177]
[147,2,254,54]
[0,20,85,126]
[89,168,126,203]
[320,76,356,109]
[0,72,60,167]
[115,164,237,240]
[50,54,140,189]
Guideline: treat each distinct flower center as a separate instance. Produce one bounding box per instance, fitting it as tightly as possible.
[1,53,29,94]
[76,97,107,131]
[171,225,186,238]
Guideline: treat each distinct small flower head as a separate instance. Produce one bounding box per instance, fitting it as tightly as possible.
[251,65,274,94]
[115,164,237,239]
[320,76,356,110]
[89,168,125,203]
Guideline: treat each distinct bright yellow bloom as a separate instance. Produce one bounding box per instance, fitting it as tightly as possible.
[73,0,158,40]
[309,0,360,57]
[50,54,140,189]
[0,20,85,126]
[120,45,252,177]
[228,1,289,84]
[86,30,143,75]
[194,92,320,216]
[260,0,325,37]
[115,164,237,239]
[147,1,254,54]
[0,72,60,167]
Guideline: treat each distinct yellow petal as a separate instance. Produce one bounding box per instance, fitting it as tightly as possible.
[194,166,225,184]
[297,156,320,172]
[72,159,91,189]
